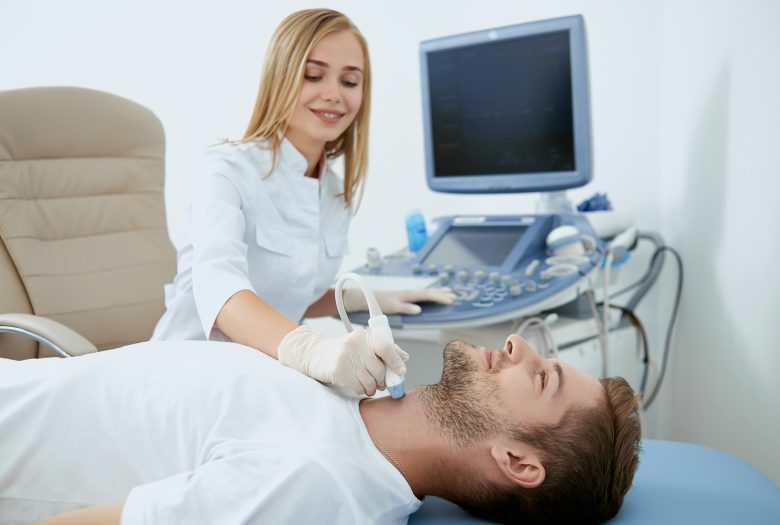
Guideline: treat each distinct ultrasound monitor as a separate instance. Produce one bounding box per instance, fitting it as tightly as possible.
[419,15,592,197]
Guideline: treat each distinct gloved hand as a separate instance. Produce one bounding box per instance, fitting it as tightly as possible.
[277,325,408,396]
[342,288,456,315]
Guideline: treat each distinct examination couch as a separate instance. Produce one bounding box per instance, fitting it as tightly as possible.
[410,439,780,524]
[3,87,779,525]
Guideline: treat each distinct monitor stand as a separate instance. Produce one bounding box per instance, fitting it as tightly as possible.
[535,191,573,214]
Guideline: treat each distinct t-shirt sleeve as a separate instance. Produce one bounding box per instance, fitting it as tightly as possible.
[120,450,359,525]
[189,148,255,339]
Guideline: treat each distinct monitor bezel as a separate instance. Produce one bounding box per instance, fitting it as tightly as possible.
[419,15,592,194]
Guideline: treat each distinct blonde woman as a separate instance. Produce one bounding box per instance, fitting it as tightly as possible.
[153,9,453,395]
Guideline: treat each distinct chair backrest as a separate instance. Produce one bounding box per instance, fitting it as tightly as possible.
[0,86,175,358]
[0,236,36,358]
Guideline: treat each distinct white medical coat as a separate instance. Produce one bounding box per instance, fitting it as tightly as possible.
[152,138,351,341]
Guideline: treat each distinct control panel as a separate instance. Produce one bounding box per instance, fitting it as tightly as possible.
[347,214,605,329]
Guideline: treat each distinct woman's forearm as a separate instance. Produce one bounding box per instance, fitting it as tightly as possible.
[215,290,299,359]
[302,289,339,319]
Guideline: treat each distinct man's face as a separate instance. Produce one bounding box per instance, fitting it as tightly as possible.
[423,334,604,445]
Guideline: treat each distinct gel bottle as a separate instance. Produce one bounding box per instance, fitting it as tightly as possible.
[405,209,428,253]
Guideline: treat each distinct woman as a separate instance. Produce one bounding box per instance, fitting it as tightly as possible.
[152,9,453,396]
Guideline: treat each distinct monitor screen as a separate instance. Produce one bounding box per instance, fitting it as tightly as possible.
[422,225,527,267]
[420,15,591,194]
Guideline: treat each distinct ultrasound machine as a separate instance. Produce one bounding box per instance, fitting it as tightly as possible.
[350,15,609,330]
[345,17,780,525]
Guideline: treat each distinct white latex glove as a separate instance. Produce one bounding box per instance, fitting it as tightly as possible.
[342,287,457,315]
[277,325,409,396]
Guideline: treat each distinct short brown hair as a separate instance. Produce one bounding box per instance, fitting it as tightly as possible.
[456,377,641,524]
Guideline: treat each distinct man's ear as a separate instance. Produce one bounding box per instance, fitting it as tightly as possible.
[490,442,545,489]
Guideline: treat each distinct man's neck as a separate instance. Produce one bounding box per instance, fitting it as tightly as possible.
[359,389,466,499]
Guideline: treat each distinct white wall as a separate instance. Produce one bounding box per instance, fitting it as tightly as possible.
[650,0,780,484]
[3,0,778,483]
[0,0,662,255]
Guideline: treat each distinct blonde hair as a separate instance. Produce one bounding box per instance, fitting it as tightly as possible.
[243,8,371,210]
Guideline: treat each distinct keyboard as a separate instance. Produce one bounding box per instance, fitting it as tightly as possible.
[343,275,440,292]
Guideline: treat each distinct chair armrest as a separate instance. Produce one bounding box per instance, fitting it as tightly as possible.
[0,313,97,357]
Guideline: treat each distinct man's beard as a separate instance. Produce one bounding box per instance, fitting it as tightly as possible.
[421,340,504,447]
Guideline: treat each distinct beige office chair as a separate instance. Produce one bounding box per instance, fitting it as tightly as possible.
[0,86,175,359]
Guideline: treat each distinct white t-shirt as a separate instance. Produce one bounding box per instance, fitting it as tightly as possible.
[0,342,421,524]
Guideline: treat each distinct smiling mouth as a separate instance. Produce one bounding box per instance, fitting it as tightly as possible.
[311,109,345,123]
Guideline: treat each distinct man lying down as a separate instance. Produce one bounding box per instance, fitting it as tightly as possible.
[0,334,641,525]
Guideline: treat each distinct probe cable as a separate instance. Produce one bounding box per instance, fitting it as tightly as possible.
[638,246,683,409]
[598,245,682,410]
[577,241,682,410]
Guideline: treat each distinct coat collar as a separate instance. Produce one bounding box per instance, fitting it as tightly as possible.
[279,136,328,179]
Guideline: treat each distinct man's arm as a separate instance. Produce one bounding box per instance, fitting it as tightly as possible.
[21,455,352,524]
[29,502,123,525]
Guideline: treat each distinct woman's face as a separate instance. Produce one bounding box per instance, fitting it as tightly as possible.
[285,30,365,156]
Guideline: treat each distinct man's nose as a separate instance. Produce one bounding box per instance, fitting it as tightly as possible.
[503,334,539,365]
